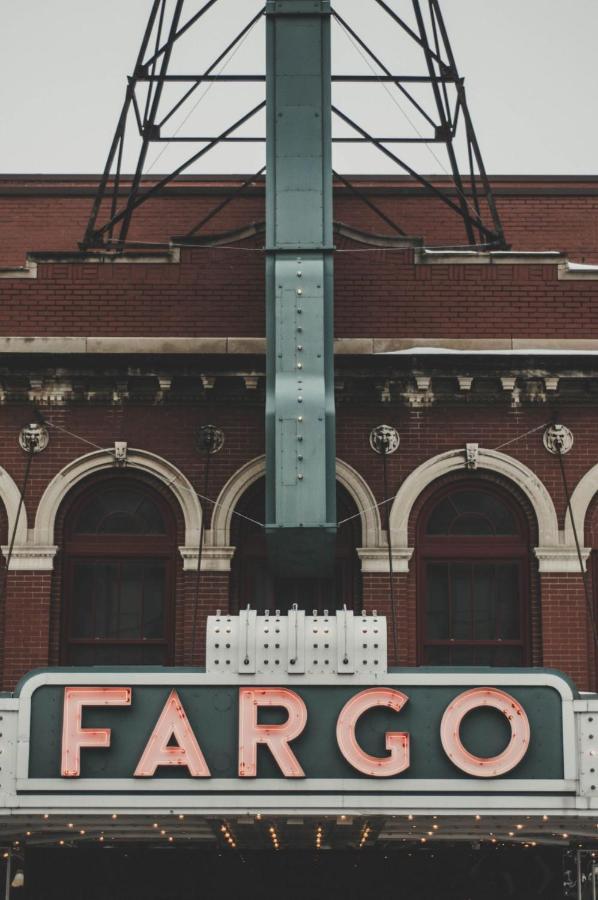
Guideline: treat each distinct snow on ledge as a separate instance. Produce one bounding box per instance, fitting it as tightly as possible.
[418,248,565,265]
[377,346,598,356]
[558,261,598,279]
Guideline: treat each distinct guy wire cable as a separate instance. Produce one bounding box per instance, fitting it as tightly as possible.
[553,426,598,653]
[380,441,399,663]
[190,429,214,664]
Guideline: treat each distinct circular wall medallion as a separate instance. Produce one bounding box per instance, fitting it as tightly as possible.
[18,423,50,454]
[199,424,225,455]
[543,424,574,455]
[369,424,400,455]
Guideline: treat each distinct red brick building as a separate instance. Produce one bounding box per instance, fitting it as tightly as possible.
[2,175,598,689]
[1,174,598,897]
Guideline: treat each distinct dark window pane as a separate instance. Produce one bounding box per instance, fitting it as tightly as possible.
[473,646,494,666]
[451,563,472,639]
[473,563,495,639]
[496,564,521,639]
[118,561,144,639]
[424,646,450,665]
[426,564,449,639]
[426,497,457,535]
[73,488,165,535]
[68,645,95,666]
[99,511,141,534]
[113,645,144,665]
[230,478,362,614]
[94,562,119,639]
[74,495,107,533]
[143,564,166,639]
[426,489,518,536]
[73,560,168,643]
[421,488,526,668]
[68,642,168,666]
[493,645,523,666]
[451,514,494,536]
[71,564,95,638]
[137,498,166,534]
[142,645,168,665]
[451,646,477,666]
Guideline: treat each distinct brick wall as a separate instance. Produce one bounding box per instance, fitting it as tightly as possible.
[1,572,52,689]
[2,245,598,341]
[1,399,597,690]
[1,176,597,692]
[2,177,598,267]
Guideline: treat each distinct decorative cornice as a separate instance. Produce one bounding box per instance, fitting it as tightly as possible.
[179,545,236,572]
[1,546,58,572]
[357,547,414,573]
[534,546,591,573]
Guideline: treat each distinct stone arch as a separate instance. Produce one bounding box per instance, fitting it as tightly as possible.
[566,463,598,550]
[207,456,383,563]
[0,464,28,556]
[33,448,202,570]
[388,447,561,570]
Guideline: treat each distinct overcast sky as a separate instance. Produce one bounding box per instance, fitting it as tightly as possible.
[1,0,597,176]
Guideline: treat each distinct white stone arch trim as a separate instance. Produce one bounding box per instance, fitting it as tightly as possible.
[565,463,598,559]
[206,455,384,570]
[0,465,29,567]
[388,447,565,572]
[31,448,202,571]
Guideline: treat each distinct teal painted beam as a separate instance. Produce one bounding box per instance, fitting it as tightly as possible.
[265,0,336,576]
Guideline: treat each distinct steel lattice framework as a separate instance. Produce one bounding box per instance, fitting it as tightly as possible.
[81,0,507,251]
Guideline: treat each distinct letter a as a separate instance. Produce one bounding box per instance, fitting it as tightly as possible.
[134,690,210,777]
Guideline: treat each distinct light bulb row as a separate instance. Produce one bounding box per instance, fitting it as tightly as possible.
[220,823,237,849]
[359,823,371,848]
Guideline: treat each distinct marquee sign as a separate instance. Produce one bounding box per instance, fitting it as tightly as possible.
[12,668,576,805]
[0,611,593,816]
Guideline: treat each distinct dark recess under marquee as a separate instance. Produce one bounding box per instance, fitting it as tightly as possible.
[20,845,567,900]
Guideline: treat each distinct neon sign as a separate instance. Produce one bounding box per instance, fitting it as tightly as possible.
[60,685,530,780]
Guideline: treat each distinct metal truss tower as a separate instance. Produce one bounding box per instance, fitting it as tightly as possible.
[81,0,507,576]
[81,0,507,251]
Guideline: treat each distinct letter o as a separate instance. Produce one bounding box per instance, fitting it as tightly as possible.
[440,687,530,777]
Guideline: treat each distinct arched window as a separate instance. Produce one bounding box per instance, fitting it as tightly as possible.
[63,480,176,665]
[230,478,362,613]
[418,483,530,667]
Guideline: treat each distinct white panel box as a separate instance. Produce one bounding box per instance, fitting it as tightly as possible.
[206,608,387,675]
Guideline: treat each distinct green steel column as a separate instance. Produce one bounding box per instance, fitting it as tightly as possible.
[265,0,336,576]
